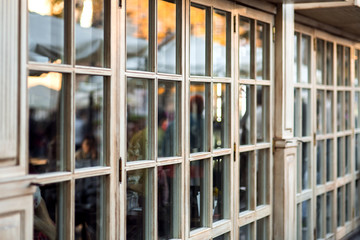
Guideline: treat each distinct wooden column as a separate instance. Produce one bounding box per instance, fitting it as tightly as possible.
[273,3,297,240]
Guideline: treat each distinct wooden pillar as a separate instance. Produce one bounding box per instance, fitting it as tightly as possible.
[273,3,298,240]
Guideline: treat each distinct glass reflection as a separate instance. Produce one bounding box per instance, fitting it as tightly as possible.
[213,9,229,77]
[158,0,177,74]
[316,39,324,84]
[294,32,299,83]
[345,91,351,130]
[257,217,268,240]
[127,78,152,161]
[337,45,343,86]
[345,47,350,86]
[239,224,252,240]
[316,90,324,134]
[33,183,65,239]
[356,50,360,86]
[337,187,343,227]
[326,91,333,133]
[301,35,311,83]
[126,0,150,71]
[28,0,65,63]
[326,192,333,234]
[28,72,66,174]
[190,83,208,153]
[240,152,251,212]
[326,139,333,182]
[213,156,228,222]
[355,92,359,128]
[356,181,360,217]
[127,169,153,239]
[214,233,229,240]
[326,42,333,85]
[337,137,343,177]
[317,140,324,185]
[316,195,324,239]
[75,176,104,239]
[75,75,104,168]
[239,85,252,145]
[356,134,360,171]
[75,0,104,67]
[345,184,350,222]
[256,149,268,206]
[345,136,350,174]
[213,83,229,149]
[337,91,343,131]
[190,4,207,76]
[302,143,310,190]
[158,80,180,157]
[158,165,180,239]
[256,22,268,80]
[294,89,300,137]
[240,17,252,79]
[256,86,269,143]
[190,160,208,230]
[301,89,311,136]
[302,200,310,240]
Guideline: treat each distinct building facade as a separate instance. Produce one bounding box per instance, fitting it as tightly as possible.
[0,0,360,239]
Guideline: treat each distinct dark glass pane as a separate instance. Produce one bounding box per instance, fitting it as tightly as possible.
[302,142,310,189]
[317,141,324,185]
[345,91,351,130]
[213,83,230,149]
[213,156,229,222]
[256,217,268,240]
[316,90,324,134]
[326,139,333,182]
[355,92,360,128]
[345,136,350,174]
[356,181,360,217]
[256,22,268,80]
[127,169,153,239]
[345,184,350,222]
[337,137,344,177]
[126,0,150,71]
[316,195,324,239]
[356,134,360,171]
[75,0,104,67]
[240,17,252,79]
[190,160,208,230]
[28,0,65,63]
[337,187,343,227]
[356,50,360,87]
[127,78,153,161]
[326,42,333,85]
[158,80,180,157]
[301,35,311,83]
[240,152,251,212]
[239,224,252,240]
[302,200,310,240]
[337,45,343,86]
[294,88,300,137]
[256,149,268,206]
[158,164,181,239]
[28,72,66,174]
[326,91,333,133]
[213,9,229,77]
[326,192,333,234]
[214,233,229,240]
[158,0,177,74]
[190,83,209,153]
[344,47,350,86]
[75,176,105,239]
[33,183,66,239]
[316,39,324,84]
[190,4,206,76]
[337,91,344,131]
[256,86,269,143]
[301,89,311,136]
[239,85,253,145]
[75,75,104,168]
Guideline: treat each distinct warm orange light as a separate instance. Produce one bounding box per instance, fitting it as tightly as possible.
[28,72,63,91]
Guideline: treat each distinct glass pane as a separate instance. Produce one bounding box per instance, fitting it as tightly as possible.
[127,78,153,161]
[256,86,269,143]
[326,192,333,234]
[337,45,343,86]
[316,39,324,84]
[326,139,333,182]
[344,47,350,86]
[317,140,324,185]
[256,149,268,206]
[337,91,344,131]
[239,85,253,145]
[28,0,65,63]
[158,80,180,157]
[294,88,300,137]
[326,91,333,133]
[345,91,351,130]
[190,159,209,230]
[356,134,360,171]
[326,42,333,85]
[316,195,324,239]
[190,83,209,153]
[239,224,252,240]
[213,156,229,222]
[213,83,230,149]
[214,233,230,240]
[301,89,311,136]
[28,72,66,174]
[302,142,310,190]
[294,32,299,83]
[75,176,105,239]
[127,169,153,239]
[345,184,350,222]
[158,0,177,74]
[302,200,311,240]
[345,136,350,174]
[337,137,344,177]
[256,22,268,80]
[33,183,66,239]
[240,17,252,79]
[356,50,360,87]
[316,90,324,134]
[158,164,181,239]
[256,217,268,240]
[301,35,311,83]
[355,92,360,128]
[297,146,301,193]
[190,4,206,76]
[240,151,251,212]
[75,75,104,168]
[297,204,301,240]
[213,9,229,77]
[75,0,104,67]
[337,187,343,227]
[356,180,360,217]
[126,0,150,71]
